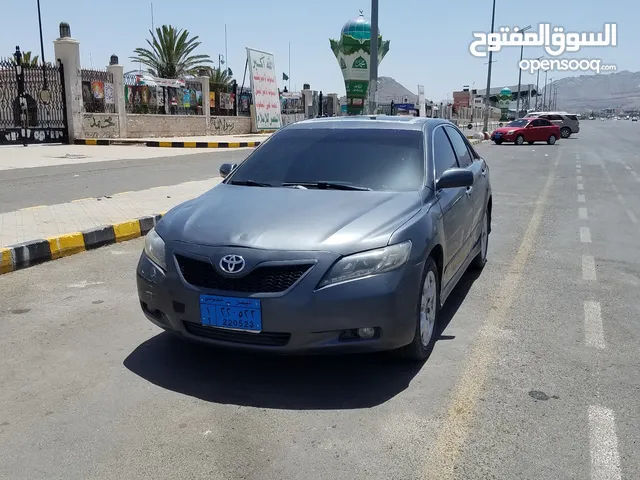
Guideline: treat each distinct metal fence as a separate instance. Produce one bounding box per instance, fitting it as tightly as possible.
[123,73,203,115]
[81,69,115,113]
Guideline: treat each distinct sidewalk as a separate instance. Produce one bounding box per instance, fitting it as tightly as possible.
[74,133,270,148]
[0,178,221,274]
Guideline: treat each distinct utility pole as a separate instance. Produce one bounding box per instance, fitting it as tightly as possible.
[368,0,379,115]
[542,70,549,110]
[515,25,531,118]
[534,56,542,110]
[482,0,497,132]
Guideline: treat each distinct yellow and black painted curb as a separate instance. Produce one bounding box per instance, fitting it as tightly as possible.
[0,213,165,276]
[74,138,262,148]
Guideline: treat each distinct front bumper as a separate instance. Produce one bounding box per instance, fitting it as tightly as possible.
[136,245,423,354]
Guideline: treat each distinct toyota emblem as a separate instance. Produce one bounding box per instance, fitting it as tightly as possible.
[219,254,246,274]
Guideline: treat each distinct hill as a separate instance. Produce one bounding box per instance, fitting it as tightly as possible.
[553,70,640,111]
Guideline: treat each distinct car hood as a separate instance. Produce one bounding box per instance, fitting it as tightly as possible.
[157,183,423,255]
[493,126,522,134]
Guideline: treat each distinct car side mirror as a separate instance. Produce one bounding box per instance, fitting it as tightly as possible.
[436,168,474,190]
[219,163,238,178]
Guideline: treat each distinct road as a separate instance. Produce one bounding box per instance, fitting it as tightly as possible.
[0,120,639,479]
[0,148,251,213]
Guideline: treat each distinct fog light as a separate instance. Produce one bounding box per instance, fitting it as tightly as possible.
[357,327,375,339]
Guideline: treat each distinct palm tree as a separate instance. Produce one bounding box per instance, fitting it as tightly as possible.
[5,50,39,66]
[130,25,212,79]
[205,66,233,91]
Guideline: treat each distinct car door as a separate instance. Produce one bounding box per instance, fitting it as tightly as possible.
[432,126,473,287]
[444,125,483,259]
[529,119,545,141]
[536,119,555,140]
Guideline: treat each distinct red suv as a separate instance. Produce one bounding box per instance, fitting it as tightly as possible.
[491,118,561,145]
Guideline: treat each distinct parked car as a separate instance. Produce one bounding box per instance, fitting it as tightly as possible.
[136,116,493,361]
[523,111,580,138]
[633,116,638,122]
[491,118,560,145]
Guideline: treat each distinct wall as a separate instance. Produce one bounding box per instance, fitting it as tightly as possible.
[210,116,251,135]
[281,113,305,126]
[125,114,251,138]
[82,113,120,138]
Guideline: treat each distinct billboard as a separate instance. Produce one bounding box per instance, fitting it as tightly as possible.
[246,47,282,130]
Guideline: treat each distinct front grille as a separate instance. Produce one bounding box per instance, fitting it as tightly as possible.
[175,254,313,293]
[183,322,291,346]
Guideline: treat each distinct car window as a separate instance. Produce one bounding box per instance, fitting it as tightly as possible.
[433,127,459,180]
[444,126,473,168]
[549,114,564,121]
[538,119,553,126]
[507,119,528,127]
[566,114,578,121]
[530,119,542,127]
[227,127,425,192]
[538,114,549,120]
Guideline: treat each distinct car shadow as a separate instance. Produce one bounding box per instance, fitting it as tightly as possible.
[123,269,482,410]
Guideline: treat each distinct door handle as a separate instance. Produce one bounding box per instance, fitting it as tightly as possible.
[466,186,473,196]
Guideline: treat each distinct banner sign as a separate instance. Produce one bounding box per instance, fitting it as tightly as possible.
[246,47,282,130]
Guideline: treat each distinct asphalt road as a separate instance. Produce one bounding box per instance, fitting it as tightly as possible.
[0,120,638,479]
[0,148,252,213]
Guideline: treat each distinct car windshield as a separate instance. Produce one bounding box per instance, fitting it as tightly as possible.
[507,120,529,127]
[227,127,425,191]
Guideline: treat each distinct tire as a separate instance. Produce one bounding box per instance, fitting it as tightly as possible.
[560,127,571,138]
[515,135,525,145]
[527,141,535,145]
[494,139,502,145]
[399,257,440,362]
[547,135,557,145]
[471,208,489,270]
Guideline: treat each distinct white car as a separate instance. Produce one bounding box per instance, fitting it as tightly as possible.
[633,117,638,122]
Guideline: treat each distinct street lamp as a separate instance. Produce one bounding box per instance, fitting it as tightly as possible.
[534,55,543,110]
[515,25,532,118]
[36,0,50,103]
[482,0,497,133]
[368,0,379,115]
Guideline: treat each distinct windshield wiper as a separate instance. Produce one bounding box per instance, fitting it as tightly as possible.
[229,179,272,187]
[282,181,371,191]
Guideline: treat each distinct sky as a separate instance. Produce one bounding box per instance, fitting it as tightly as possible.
[2,0,638,102]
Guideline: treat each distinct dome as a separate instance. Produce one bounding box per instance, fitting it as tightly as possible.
[341,13,377,40]
[500,87,512,96]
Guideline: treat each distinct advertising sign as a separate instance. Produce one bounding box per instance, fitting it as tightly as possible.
[246,47,282,130]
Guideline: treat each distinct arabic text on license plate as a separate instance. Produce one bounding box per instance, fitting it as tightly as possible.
[200,295,262,332]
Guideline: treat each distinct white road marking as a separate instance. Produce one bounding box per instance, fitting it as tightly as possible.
[577,168,582,174]
[580,227,592,243]
[577,175,583,182]
[631,171,638,177]
[578,194,586,203]
[578,183,584,190]
[579,208,588,220]
[624,165,631,171]
[611,184,618,193]
[626,209,638,224]
[582,255,597,281]
[67,280,106,289]
[616,194,625,204]
[588,405,622,480]
[584,301,605,349]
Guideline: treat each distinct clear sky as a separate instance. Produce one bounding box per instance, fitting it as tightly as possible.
[2,0,638,102]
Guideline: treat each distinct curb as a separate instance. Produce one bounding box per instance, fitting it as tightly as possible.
[0,214,165,276]
[145,140,261,148]
[74,139,262,149]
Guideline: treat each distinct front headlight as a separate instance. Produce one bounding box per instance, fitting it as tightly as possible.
[144,228,167,270]
[318,240,412,288]
[507,130,516,134]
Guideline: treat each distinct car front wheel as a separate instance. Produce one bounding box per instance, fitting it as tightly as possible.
[515,135,524,145]
[560,127,571,138]
[399,257,440,361]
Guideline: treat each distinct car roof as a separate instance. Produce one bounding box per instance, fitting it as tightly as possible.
[284,115,452,131]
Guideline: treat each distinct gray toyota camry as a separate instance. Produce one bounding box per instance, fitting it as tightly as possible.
[136,116,492,361]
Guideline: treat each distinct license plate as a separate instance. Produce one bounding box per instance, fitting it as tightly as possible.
[200,295,262,332]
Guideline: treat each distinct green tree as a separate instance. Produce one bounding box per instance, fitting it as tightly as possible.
[5,50,40,66]
[130,25,212,78]
[205,66,233,91]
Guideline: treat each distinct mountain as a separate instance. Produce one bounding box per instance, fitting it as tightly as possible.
[376,76,419,104]
[551,70,640,112]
